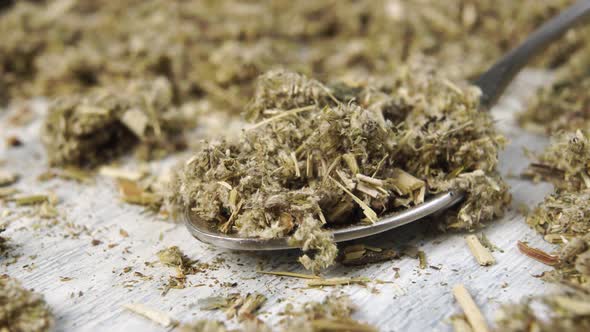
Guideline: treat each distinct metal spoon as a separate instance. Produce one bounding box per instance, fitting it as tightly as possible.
[185,0,590,250]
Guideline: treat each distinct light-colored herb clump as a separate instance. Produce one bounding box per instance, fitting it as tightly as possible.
[502,108,590,331]
[525,130,590,191]
[0,226,8,256]
[528,190,590,241]
[496,291,590,332]
[41,78,194,167]
[527,191,590,287]
[280,294,377,332]
[518,36,590,134]
[176,67,509,270]
[524,130,590,288]
[0,276,54,332]
[0,0,584,108]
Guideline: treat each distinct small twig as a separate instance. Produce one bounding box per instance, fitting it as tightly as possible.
[452,284,490,332]
[248,105,315,130]
[307,277,371,287]
[330,176,377,223]
[123,303,177,327]
[517,241,559,266]
[450,315,473,332]
[466,235,495,266]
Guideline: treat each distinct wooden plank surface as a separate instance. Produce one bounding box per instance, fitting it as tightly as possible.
[0,70,559,332]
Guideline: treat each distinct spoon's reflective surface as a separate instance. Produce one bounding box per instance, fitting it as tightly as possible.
[185,0,590,250]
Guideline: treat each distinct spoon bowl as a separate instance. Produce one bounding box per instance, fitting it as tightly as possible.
[185,191,463,250]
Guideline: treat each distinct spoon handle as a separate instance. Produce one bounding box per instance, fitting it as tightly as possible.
[475,0,590,108]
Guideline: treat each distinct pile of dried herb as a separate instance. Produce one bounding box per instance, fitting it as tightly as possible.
[0,0,584,107]
[41,78,194,167]
[175,67,509,270]
[509,19,590,286]
[0,275,54,332]
[522,131,590,288]
[518,35,590,134]
[499,94,590,331]
[495,291,590,332]
[279,294,377,332]
[156,246,207,295]
[0,170,18,187]
[524,130,590,191]
[1,0,584,174]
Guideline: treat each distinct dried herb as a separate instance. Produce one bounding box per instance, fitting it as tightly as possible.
[124,303,271,332]
[176,320,229,332]
[0,275,54,332]
[280,294,377,332]
[466,235,496,266]
[177,319,271,332]
[41,78,194,167]
[198,293,267,321]
[156,246,205,294]
[452,284,490,332]
[526,190,590,242]
[307,277,372,288]
[524,130,590,191]
[517,241,560,267]
[0,226,8,256]
[118,179,162,211]
[0,170,18,187]
[175,67,509,270]
[156,246,202,276]
[126,294,374,332]
[0,0,583,107]
[338,244,399,266]
[99,166,148,182]
[13,194,48,206]
[0,188,18,199]
[522,131,590,289]
[450,315,472,332]
[518,36,590,135]
[478,233,503,253]
[39,201,58,219]
[417,251,428,270]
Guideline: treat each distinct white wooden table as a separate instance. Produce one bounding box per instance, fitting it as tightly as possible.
[0,70,560,332]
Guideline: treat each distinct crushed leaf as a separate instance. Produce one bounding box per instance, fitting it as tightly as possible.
[0,275,54,332]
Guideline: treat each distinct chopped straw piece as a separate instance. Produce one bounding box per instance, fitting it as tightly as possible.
[465,235,496,266]
[257,271,320,279]
[123,303,176,327]
[307,277,371,287]
[517,241,560,266]
[99,166,147,181]
[451,315,474,332]
[452,284,490,332]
